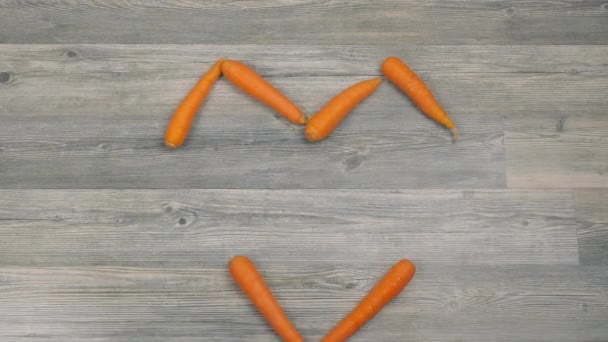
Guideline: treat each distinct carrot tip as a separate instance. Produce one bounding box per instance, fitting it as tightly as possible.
[229,255,247,266]
[165,141,179,149]
[450,127,459,141]
[296,116,307,125]
[304,125,322,142]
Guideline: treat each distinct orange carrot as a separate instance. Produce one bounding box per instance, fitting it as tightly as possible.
[382,56,458,140]
[229,256,303,342]
[305,77,381,142]
[221,60,306,125]
[165,58,223,148]
[322,259,416,342]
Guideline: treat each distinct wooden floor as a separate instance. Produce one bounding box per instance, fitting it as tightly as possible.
[1,1,607,341]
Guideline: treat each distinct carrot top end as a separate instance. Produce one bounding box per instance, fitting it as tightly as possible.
[230,255,248,264]
[304,125,323,142]
[165,141,179,149]
[451,127,459,141]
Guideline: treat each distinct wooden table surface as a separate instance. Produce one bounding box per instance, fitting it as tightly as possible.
[1,1,607,341]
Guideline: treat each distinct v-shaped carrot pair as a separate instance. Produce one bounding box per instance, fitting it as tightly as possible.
[165,58,313,149]
[229,256,416,342]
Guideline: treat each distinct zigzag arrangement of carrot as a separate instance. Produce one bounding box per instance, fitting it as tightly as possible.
[229,256,416,342]
[165,57,457,148]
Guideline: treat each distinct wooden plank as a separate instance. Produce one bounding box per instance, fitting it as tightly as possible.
[577,223,608,265]
[505,115,608,188]
[0,189,578,267]
[2,44,607,79]
[2,44,605,189]
[0,265,606,341]
[0,107,503,189]
[0,1,606,44]
[1,45,606,116]
[576,189,608,223]
[576,190,608,265]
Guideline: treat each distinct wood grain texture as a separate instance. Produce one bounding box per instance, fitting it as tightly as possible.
[0,106,503,189]
[0,265,606,341]
[0,0,607,45]
[577,223,608,265]
[0,189,578,267]
[576,190,608,265]
[1,1,608,339]
[505,115,608,188]
[576,189,608,223]
[1,45,606,115]
[1,44,606,189]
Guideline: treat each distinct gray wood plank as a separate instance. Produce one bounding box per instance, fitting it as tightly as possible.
[505,115,608,188]
[576,190,608,265]
[1,45,606,116]
[3,44,607,79]
[0,0,606,44]
[2,44,606,189]
[0,265,606,341]
[576,189,608,223]
[0,189,578,267]
[577,223,608,265]
[0,107,503,189]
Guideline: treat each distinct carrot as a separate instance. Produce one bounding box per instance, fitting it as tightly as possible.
[305,77,381,142]
[165,58,223,149]
[229,256,304,342]
[221,60,306,125]
[382,56,458,140]
[322,259,416,342]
